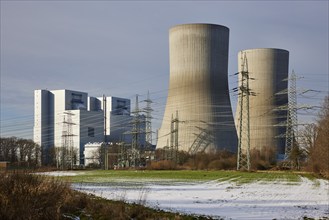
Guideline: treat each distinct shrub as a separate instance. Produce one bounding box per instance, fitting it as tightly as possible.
[0,171,70,220]
[181,151,237,170]
[148,160,177,170]
[208,159,235,170]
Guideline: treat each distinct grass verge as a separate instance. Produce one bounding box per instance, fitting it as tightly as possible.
[58,170,315,184]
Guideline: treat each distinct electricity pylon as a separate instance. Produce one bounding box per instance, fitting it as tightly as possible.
[285,70,298,160]
[62,111,75,169]
[237,52,251,171]
[170,111,179,163]
[144,91,153,150]
[131,95,140,167]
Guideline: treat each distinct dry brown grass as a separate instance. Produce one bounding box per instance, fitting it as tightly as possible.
[147,150,237,171]
[148,160,178,170]
[0,171,70,220]
[182,151,237,170]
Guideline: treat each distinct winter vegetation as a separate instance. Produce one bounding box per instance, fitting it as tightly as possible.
[302,96,329,178]
[0,137,41,168]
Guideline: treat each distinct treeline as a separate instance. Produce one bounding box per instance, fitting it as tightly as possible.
[151,149,236,170]
[150,148,276,171]
[301,96,329,178]
[0,137,41,168]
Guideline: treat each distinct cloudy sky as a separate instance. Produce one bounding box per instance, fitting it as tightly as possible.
[1,1,328,139]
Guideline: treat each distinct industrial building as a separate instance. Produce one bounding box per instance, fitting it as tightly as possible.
[157,23,238,153]
[84,142,102,166]
[88,96,132,143]
[33,89,143,166]
[235,48,289,159]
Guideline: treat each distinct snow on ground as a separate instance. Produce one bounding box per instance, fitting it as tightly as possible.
[73,177,329,220]
[37,171,83,176]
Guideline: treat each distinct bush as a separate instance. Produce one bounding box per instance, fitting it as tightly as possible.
[148,160,177,170]
[0,171,70,220]
[208,158,236,170]
[181,151,237,170]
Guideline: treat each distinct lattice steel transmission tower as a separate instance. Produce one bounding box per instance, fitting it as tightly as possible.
[237,52,251,171]
[144,91,153,150]
[61,111,75,169]
[103,95,107,143]
[170,111,179,163]
[131,94,141,167]
[285,70,298,160]
[101,95,108,170]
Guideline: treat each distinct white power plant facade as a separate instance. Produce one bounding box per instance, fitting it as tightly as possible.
[89,96,132,143]
[33,89,137,166]
[157,23,238,153]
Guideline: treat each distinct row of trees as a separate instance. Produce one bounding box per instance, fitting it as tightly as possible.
[0,137,41,168]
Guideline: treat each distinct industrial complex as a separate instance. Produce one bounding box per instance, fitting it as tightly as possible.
[34,23,291,168]
[33,89,146,167]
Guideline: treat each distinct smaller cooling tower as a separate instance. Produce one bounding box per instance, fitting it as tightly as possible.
[235,48,289,157]
[157,23,238,153]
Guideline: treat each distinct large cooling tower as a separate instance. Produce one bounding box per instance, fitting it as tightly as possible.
[235,48,289,157]
[157,23,238,153]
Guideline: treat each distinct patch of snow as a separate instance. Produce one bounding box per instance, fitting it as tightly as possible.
[73,177,329,219]
[37,171,83,176]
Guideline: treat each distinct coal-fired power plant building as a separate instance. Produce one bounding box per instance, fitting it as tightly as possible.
[235,48,289,158]
[157,23,238,153]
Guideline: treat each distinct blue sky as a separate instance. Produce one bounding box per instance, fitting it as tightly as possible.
[1,1,328,140]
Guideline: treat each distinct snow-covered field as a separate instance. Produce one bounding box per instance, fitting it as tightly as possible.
[73,177,329,219]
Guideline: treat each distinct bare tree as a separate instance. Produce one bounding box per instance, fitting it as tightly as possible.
[299,123,318,156]
[0,137,41,167]
[309,96,329,177]
[0,137,18,163]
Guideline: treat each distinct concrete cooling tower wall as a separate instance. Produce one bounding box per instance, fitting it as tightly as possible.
[157,23,238,153]
[235,48,289,158]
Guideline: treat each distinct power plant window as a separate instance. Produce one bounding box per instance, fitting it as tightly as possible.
[71,93,86,110]
[114,100,128,115]
[88,127,95,137]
